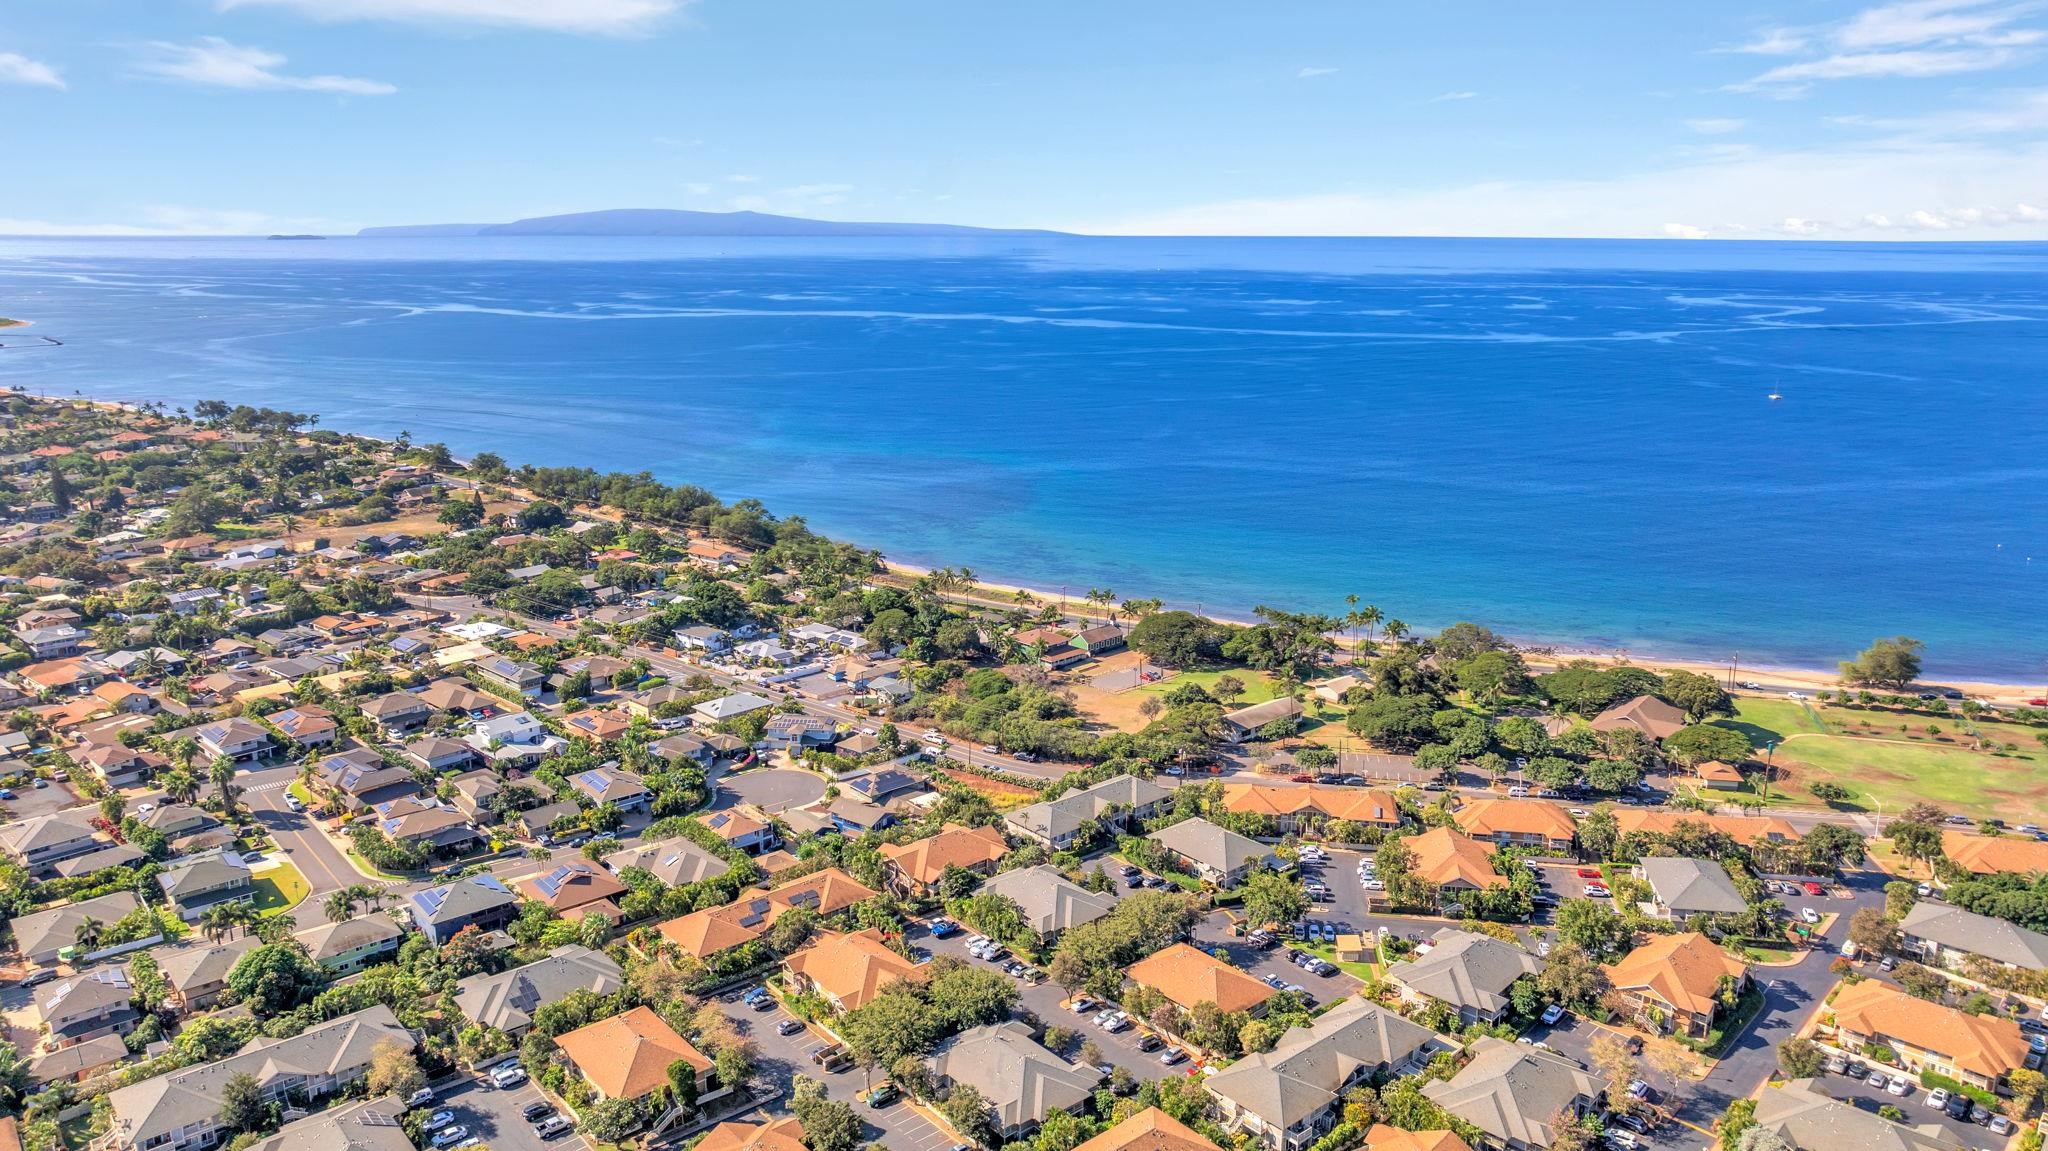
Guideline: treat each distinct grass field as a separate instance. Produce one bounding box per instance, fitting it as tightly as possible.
[1134,667,1286,704]
[251,860,311,916]
[1713,697,2048,821]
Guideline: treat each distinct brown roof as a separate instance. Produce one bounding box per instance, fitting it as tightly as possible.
[1222,783,1403,825]
[878,823,1009,885]
[1612,809,1800,846]
[1943,831,2048,875]
[656,866,877,957]
[783,929,928,1011]
[553,1005,708,1100]
[1406,827,1506,890]
[1829,978,2027,1079]
[1695,760,1746,783]
[1452,799,1577,842]
[1590,695,1690,742]
[1126,942,1274,1015]
[1074,1108,1214,1151]
[1601,932,1748,1017]
[1364,1126,1474,1151]
[695,1118,807,1151]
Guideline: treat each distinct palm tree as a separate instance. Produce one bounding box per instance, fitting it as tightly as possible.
[1357,605,1384,650]
[323,890,355,925]
[216,902,259,940]
[73,917,106,952]
[199,904,230,944]
[161,768,199,806]
[1384,618,1408,645]
[210,757,241,819]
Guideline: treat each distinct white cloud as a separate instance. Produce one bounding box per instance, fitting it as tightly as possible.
[724,174,760,183]
[1662,223,1710,239]
[217,0,680,35]
[1075,138,2048,239]
[0,205,340,235]
[1429,90,1477,102]
[0,51,64,89]
[139,38,396,94]
[1684,117,1748,134]
[1730,0,2042,92]
[680,182,712,195]
[1297,66,1339,78]
[1836,84,2048,134]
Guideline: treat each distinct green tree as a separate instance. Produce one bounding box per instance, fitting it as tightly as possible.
[1841,637,1924,690]
[1346,693,1441,752]
[1778,1037,1825,1079]
[219,1072,270,1133]
[1661,671,1733,720]
[1538,940,1612,1008]
[225,943,324,1016]
[1661,724,1751,769]
[1240,870,1309,931]
[940,1083,999,1149]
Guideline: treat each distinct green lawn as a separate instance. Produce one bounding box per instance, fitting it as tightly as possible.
[1299,940,1380,982]
[251,860,311,916]
[1713,698,2048,821]
[1135,668,1285,704]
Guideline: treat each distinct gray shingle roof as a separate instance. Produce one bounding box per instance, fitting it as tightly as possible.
[1901,900,2048,971]
[1756,1079,1958,1151]
[930,1022,1099,1132]
[454,945,623,1034]
[979,865,1116,936]
[1205,1000,1441,1133]
[1422,1037,1606,1149]
[1384,929,1542,1016]
[1641,857,1749,916]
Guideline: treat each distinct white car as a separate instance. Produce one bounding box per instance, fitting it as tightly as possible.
[1541,1004,1566,1025]
[430,1128,470,1148]
[1887,1076,1911,1097]
[1801,907,1820,924]
[1362,879,1385,890]
[1926,1087,1951,1109]
[489,1064,527,1088]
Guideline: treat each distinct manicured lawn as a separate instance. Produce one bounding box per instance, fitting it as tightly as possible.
[1136,668,1284,705]
[1299,940,1380,982]
[287,780,319,808]
[251,860,311,915]
[1712,698,2048,821]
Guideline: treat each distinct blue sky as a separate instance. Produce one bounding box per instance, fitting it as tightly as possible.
[4,0,2048,237]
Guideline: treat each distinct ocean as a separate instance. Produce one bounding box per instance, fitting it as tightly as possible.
[1,234,2043,678]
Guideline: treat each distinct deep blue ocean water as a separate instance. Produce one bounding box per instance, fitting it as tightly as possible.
[0,235,2043,678]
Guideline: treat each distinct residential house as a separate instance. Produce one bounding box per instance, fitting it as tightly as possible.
[91,681,158,714]
[930,1022,1100,1142]
[1361,1129,1474,1151]
[1450,799,1576,853]
[79,743,162,790]
[370,796,479,854]
[1611,809,1800,848]
[1589,695,1690,743]
[473,657,543,698]
[1147,818,1278,889]
[27,1034,129,1088]
[1206,1000,1444,1151]
[156,850,255,922]
[0,809,106,875]
[49,843,146,880]
[409,875,519,946]
[1636,858,1748,922]
[17,625,87,660]
[1128,942,1274,1022]
[979,864,1116,942]
[1073,1109,1217,1151]
[1220,697,1305,743]
[1601,932,1749,1040]
[101,1006,414,1151]
[294,918,406,976]
[701,806,780,855]
[193,717,273,764]
[246,1096,418,1151]
[139,804,216,840]
[268,705,337,748]
[1004,774,1173,850]
[564,709,634,744]
[1826,978,2027,1091]
[655,867,877,961]
[10,892,141,966]
[454,945,623,1036]
[567,766,652,812]
[878,823,1008,896]
[512,801,581,840]
[516,862,629,919]
[401,735,474,775]
[1694,761,1747,790]
[782,929,929,1013]
[1404,828,1507,894]
[1940,831,2048,876]
[36,965,139,1049]
[695,1119,807,1151]
[1384,929,1542,1026]
[671,626,730,654]
[1753,1079,1958,1151]
[844,769,922,803]
[464,711,565,767]
[694,692,773,723]
[553,1005,719,1107]
[417,679,500,717]
[446,769,508,823]
[1422,1038,1606,1151]
[318,748,423,811]
[1900,901,2048,973]
[361,691,435,737]
[1221,784,1403,836]
[825,797,899,835]
[603,837,731,887]
[762,712,838,752]
[155,937,259,1013]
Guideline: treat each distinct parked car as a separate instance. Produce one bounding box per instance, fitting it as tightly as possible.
[1160,1048,1187,1065]
[1926,1087,1951,1110]
[489,1064,526,1088]
[1801,907,1821,924]
[1541,1004,1566,1025]
[928,918,960,937]
[424,1113,457,1131]
[1886,1076,1911,1097]
[407,1088,436,1108]
[1824,1053,1848,1075]
[777,1018,805,1036]
[1584,885,1611,898]
[1945,1093,1971,1120]
[1137,1033,1163,1052]
[866,1084,900,1108]
[522,1103,555,1122]
[430,1128,470,1148]
[1576,868,1603,879]
[1867,1070,1889,1088]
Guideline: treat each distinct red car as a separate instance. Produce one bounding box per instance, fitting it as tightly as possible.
[1289,774,1314,783]
[1576,868,1603,879]
[2028,698,2047,707]
[1802,881,1825,896]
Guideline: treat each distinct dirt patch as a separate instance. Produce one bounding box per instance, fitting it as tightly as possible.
[1068,682,1158,734]
[933,766,1036,799]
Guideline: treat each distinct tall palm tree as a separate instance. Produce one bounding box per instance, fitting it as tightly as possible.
[1384,618,1408,645]
[1357,605,1384,649]
[73,917,105,952]
[210,757,241,819]
[161,769,199,806]
[199,905,229,944]
[323,890,355,925]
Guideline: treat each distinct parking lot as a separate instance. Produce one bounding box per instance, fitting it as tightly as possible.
[1805,1061,2012,1151]
[917,920,1180,1085]
[0,776,81,823]
[1187,910,1363,1009]
[427,1070,589,1151]
[715,986,957,1151]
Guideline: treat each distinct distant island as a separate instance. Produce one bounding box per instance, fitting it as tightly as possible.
[266,234,326,241]
[357,207,1068,239]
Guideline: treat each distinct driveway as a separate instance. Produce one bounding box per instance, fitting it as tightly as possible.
[713,990,956,1151]
[710,767,826,814]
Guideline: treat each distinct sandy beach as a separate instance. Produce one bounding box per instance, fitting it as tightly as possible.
[882,561,2046,701]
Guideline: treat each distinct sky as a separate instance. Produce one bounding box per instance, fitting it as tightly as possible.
[4,0,2048,238]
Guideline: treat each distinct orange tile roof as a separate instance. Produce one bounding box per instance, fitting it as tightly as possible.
[1828,978,2027,1079]
[1364,1126,1474,1151]
[1942,831,2048,875]
[1612,809,1800,846]
[1074,1107,1215,1151]
[1452,799,1577,842]
[553,1005,708,1100]
[1222,783,1403,825]
[695,1118,807,1151]
[766,865,879,917]
[783,928,928,1011]
[1405,827,1506,890]
[878,823,1009,885]
[1694,760,1746,784]
[1601,932,1748,1018]
[655,866,878,958]
[1126,942,1274,1015]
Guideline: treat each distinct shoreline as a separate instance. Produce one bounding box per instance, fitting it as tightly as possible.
[882,560,2046,700]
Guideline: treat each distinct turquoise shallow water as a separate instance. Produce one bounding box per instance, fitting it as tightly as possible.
[1,234,2044,677]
